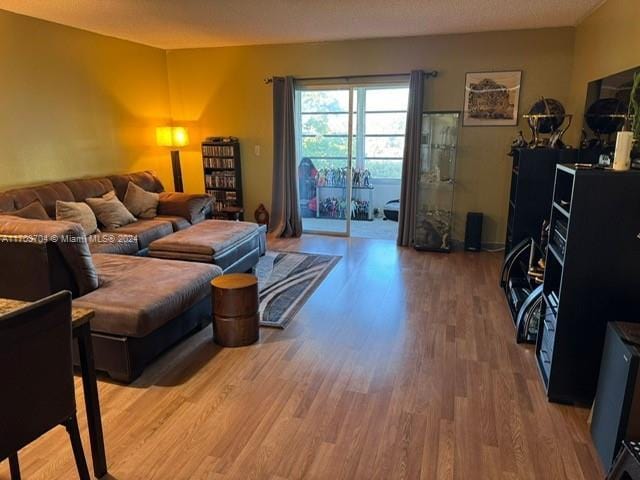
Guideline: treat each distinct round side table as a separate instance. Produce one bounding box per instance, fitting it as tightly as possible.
[211,273,259,347]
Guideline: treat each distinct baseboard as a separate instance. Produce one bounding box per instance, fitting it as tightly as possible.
[450,239,505,252]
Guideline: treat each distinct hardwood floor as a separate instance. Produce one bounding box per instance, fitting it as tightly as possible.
[1,236,604,479]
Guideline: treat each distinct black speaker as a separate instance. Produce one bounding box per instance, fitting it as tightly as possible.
[464,212,483,251]
[591,322,640,471]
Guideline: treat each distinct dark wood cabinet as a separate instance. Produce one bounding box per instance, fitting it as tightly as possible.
[505,148,579,255]
[202,137,244,220]
[537,164,640,404]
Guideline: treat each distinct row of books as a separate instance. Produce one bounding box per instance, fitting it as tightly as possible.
[207,190,238,211]
[205,172,236,189]
[202,144,235,157]
[203,157,235,169]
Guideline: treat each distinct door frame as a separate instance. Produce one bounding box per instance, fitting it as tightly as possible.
[295,81,409,237]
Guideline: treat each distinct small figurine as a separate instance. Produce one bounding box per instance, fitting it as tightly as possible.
[363,169,371,188]
[352,168,360,187]
[511,130,528,149]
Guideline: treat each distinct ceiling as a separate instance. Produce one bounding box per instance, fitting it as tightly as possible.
[0,0,604,50]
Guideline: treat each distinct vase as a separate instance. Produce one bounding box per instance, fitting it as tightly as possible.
[254,203,269,225]
[613,131,633,171]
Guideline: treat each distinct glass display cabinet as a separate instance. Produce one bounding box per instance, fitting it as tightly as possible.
[414,111,460,252]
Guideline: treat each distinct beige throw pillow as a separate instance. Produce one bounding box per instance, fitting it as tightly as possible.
[56,200,99,235]
[85,190,136,230]
[124,181,159,219]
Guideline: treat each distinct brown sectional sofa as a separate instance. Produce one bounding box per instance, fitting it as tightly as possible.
[0,171,206,255]
[0,171,265,382]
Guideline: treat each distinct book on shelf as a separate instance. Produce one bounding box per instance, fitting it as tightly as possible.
[208,189,238,211]
[202,144,235,157]
[203,157,235,169]
[205,172,236,189]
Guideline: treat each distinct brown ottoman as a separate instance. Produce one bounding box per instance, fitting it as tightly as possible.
[211,273,259,347]
[148,219,262,273]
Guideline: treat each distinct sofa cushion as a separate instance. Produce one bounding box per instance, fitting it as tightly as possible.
[87,232,139,255]
[155,215,191,232]
[74,253,221,337]
[0,193,14,212]
[35,183,77,217]
[86,191,136,230]
[64,177,114,202]
[4,188,38,211]
[0,216,99,296]
[5,182,76,218]
[56,200,99,235]
[124,182,159,219]
[104,218,173,250]
[109,171,164,201]
[158,192,212,224]
[11,201,50,220]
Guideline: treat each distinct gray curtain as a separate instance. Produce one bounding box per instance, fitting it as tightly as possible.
[269,76,302,238]
[397,70,425,246]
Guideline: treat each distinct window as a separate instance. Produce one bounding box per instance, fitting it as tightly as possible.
[297,86,409,179]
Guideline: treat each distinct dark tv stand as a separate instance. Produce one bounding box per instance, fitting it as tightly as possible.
[504,148,579,255]
[537,164,640,405]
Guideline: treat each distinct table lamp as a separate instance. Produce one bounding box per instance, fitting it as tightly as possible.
[156,126,189,192]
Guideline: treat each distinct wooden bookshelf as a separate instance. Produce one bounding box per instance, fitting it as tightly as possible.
[202,137,244,220]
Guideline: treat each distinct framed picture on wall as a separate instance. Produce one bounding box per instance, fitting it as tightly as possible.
[463,70,522,126]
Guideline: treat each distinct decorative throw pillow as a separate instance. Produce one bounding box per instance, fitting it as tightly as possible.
[123,181,159,219]
[85,190,136,230]
[56,200,99,235]
[11,201,50,220]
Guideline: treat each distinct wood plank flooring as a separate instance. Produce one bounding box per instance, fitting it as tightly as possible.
[1,236,604,479]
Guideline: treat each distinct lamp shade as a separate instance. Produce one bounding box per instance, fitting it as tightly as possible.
[156,126,189,148]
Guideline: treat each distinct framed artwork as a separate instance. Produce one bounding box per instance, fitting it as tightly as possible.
[463,70,522,126]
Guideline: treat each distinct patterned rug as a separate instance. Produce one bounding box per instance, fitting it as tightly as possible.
[256,250,340,328]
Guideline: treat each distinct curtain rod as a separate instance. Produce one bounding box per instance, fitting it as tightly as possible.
[263,70,438,84]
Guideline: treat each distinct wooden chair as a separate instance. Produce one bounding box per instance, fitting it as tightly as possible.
[0,291,89,480]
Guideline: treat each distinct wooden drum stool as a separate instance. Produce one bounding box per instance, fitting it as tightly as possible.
[211,273,259,347]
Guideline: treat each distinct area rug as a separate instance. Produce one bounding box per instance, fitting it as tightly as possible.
[256,250,340,328]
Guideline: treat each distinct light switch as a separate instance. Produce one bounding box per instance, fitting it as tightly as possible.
[254,145,261,156]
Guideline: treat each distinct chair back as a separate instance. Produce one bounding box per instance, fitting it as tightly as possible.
[0,291,76,459]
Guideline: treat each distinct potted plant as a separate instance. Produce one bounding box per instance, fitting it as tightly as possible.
[614,72,640,170]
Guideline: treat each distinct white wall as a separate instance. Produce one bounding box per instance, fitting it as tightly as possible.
[369,179,401,216]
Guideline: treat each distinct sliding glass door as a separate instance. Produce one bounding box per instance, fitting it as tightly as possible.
[296,88,355,235]
[296,84,409,237]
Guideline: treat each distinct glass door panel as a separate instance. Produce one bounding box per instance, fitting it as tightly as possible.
[298,88,356,235]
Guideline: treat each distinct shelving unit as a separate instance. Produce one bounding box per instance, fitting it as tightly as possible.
[537,164,640,404]
[505,148,579,255]
[315,185,374,221]
[202,137,244,220]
